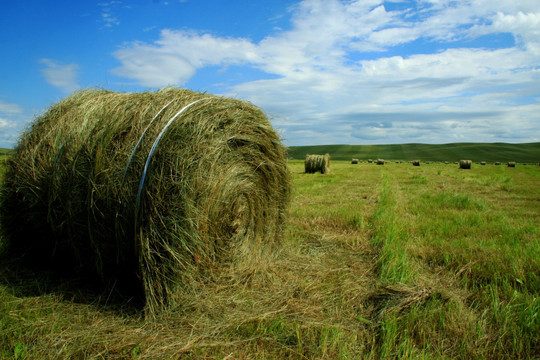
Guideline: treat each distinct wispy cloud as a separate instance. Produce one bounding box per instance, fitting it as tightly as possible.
[98,1,121,28]
[0,100,23,115]
[110,0,540,144]
[0,100,26,147]
[39,58,80,94]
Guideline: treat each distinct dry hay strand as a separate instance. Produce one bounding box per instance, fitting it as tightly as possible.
[351,158,359,164]
[412,160,420,166]
[376,159,385,165]
[0,88,291,314]
[459,160,472,169]
[507,161,516,167]
[304,153,330,174]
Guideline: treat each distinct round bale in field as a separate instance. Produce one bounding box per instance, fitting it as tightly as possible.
[351,158,359,164]
[459,160,472,169]
[376,159,385,165]
[507,161,516,167]
[412,160,420,166]
[305,153,331,174]
[0,88,291,313]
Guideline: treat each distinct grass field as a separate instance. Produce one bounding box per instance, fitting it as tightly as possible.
[1,159,539,359]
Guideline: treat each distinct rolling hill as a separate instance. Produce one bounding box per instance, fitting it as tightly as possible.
[287,142,540,163]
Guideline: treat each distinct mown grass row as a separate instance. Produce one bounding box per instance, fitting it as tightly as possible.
[369,162,539,359]
[0,161,538,359]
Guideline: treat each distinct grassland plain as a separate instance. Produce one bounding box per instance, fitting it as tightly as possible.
[0,160,539,359]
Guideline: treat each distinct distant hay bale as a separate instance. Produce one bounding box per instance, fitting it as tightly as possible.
[444,161,449,164]
[507,161,516,167]
[367,159,373,163]
[495,162,501,165]
[305,153,330,174]
[481,161,486,165]
[0,88,290,314]
[459,160,472,169]
[412,160,420,166]
[351,158,359,164]
[376,159,385,165]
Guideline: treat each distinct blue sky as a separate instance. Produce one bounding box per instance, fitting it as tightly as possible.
[1,0,539,147]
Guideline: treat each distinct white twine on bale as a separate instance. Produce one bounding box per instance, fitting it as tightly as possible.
[121,98,178,185]
[135,98,212,217]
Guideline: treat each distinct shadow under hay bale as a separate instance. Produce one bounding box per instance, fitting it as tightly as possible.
[0,88,291,314]
[305,154,330,174]
[459,160,472,169]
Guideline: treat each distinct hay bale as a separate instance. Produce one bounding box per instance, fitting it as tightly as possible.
[351,158,359,164]
[376,159,385,165]
[0,88,290,313]
[507,161,516,167]
[367,159,373,163]
[412,160,420,166]
[305,154,330,174]
[481,161,486,165]
[495,162,501,165]
[459,160,472,169]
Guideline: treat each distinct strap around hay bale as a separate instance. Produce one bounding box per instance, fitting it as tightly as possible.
[121,99,178,185]
[135,98,211,217]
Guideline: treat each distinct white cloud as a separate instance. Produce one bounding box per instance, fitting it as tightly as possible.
[98,1,121,28]
[112,30,258,87]
[39,59,80,94]
[0,100,28,148]
[110,0,540,144]
[0,100,23,115]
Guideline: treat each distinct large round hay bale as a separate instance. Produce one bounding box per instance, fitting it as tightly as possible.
[305,153,330,174]
[412,160,420,166]
[459,160,472,169]
[376,159,385,165]
[481,161,486,165]
[0,88,290,313]
[507,161,516,167]
[351,158,359,164]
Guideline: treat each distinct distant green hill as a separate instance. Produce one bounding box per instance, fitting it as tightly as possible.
[0,148,13,157]
[287,143,540,163]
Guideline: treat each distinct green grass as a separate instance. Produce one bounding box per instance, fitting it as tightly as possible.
[288,142,540,163]
[1,159,539,359]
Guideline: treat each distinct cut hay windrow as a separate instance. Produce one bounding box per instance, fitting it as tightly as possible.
[459,160,472,169]
[0,88,290,314]
[304,153,330,174]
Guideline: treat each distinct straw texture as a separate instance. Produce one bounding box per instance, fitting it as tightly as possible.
[0,88,290,313]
